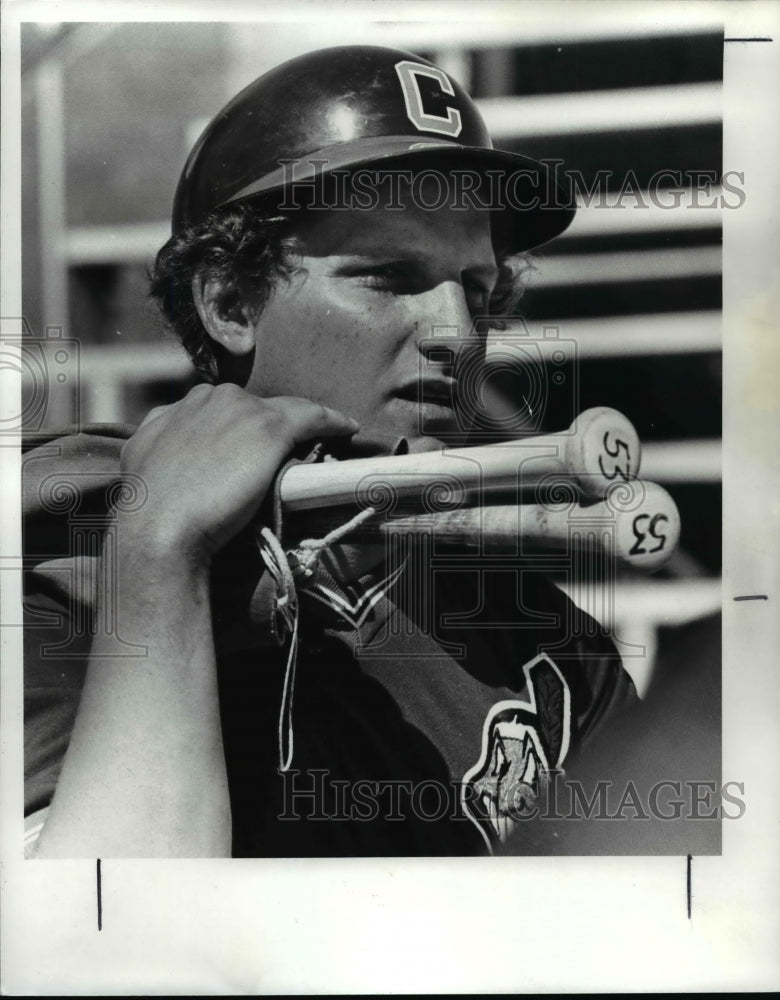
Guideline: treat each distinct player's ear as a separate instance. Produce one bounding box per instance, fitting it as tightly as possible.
[191,272,256,357]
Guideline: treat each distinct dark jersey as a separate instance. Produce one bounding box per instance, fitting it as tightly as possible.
[23,427,637,856]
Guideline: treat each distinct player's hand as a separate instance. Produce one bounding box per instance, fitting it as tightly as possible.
[119,383,359,562]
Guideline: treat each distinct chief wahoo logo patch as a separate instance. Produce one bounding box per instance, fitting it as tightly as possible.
[462,654,571,851]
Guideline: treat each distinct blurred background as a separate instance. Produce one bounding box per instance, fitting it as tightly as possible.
[20,17,722,709]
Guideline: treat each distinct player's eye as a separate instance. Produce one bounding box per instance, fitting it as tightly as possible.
[354,263,417,292]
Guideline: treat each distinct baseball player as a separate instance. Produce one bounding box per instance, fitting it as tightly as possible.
[24,45,638,857]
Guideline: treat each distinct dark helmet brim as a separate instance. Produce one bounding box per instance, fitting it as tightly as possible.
[208,136,575,254]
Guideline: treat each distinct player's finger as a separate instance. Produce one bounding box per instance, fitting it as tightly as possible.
[262,395,360,444]
[136,403,173,429]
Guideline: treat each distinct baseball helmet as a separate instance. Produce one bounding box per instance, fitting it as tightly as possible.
[172,45,575,251]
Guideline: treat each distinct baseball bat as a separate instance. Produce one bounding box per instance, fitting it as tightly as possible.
[280,406,641,513]
[341,481,681,572]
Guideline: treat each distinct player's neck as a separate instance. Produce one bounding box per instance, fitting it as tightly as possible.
[321,542,388,584]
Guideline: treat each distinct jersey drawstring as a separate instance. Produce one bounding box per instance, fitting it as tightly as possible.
[255,506,379,772]
[256,526,299,772]
[288,506,378,578]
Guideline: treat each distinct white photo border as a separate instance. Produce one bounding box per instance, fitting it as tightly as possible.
[1,0,778,993]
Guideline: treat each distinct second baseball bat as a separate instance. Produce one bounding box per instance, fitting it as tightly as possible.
[335,481,681,572]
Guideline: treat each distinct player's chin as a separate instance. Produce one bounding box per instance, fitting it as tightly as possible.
[402,432,461,454]
[386,399,470,452]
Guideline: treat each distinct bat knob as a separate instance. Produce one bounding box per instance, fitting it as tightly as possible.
[566,407,642,501]
[613,481,682,572]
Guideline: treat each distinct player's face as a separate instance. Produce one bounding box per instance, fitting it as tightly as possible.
[242,186,499,451]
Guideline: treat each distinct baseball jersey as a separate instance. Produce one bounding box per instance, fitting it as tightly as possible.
[23,426,637,856]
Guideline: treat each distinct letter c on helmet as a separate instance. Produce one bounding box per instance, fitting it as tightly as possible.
[395,60,463,137]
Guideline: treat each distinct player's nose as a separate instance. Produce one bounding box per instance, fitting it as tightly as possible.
[414,280,480,372]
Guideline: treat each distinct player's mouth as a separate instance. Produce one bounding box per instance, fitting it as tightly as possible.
[393,377,458,413]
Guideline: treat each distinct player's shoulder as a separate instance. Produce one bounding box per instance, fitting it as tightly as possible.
[23,424,134,561]
[530,575,639,738]
[22,423,133,511]
[480,568,638,729]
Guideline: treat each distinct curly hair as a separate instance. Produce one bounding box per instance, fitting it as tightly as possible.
[148,198,535,383]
